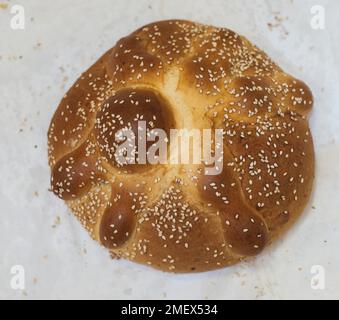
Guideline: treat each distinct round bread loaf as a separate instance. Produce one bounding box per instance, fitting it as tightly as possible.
[48,20,314,272]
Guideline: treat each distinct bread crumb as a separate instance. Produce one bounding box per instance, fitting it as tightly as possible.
[34,42,42,50]
[254,286,265,298]
[52,216,61,228]
[267,14,289,39]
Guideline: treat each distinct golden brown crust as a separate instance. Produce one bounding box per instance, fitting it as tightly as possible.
[48,20,314,272]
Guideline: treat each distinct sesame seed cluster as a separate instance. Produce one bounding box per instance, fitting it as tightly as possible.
[48,20,314,272]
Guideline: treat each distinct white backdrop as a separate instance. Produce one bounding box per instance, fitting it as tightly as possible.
[0,0,338,299]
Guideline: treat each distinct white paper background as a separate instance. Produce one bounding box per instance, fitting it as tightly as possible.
[0,0,338,300]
